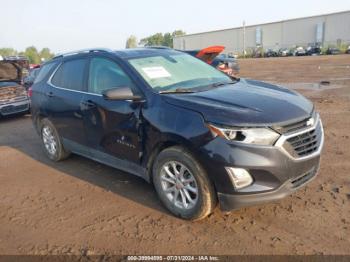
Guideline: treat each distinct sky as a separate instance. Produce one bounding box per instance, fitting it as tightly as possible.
[1,0,350,53]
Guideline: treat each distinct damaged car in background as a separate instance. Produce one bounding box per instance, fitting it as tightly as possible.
[0,60,30,117]
[183,46,240,77]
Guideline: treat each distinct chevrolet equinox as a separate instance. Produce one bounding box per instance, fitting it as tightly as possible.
[30,48,324,220]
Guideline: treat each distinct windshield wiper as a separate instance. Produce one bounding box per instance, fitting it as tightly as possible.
[159,88,195,94]
[210,81,236,88]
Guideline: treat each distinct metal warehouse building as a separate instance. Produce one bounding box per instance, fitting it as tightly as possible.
[173,10,350,55]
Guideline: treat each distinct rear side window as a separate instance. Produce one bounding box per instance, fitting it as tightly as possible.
[33,62,58,84]
[51,59,86,91]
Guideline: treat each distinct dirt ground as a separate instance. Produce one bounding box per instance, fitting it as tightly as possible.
[0,55,349,256]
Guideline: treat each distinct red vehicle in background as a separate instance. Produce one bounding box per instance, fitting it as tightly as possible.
[183,46,240,78]
[30,64,41,70]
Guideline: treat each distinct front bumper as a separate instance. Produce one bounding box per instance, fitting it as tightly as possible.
[218,163,319,211]
[198,116,324,211]
[0,99,30,116]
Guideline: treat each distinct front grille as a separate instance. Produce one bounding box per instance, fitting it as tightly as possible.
[0,103,29,115]
[287,129,318,157]
[280,117,323,159]
[0,96,28,105]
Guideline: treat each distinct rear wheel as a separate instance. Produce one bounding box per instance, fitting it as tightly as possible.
[153,146,217,220]
[40,118,70,161]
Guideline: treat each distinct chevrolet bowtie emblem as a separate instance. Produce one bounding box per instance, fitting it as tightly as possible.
[306,117,315,126]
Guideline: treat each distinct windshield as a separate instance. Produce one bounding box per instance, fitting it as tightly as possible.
[128,53,233,92]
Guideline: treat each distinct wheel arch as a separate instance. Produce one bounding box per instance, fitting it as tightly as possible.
[33,112,49,135]
[145,134,198,184]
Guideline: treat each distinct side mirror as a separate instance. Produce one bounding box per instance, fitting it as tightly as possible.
[102,86,143,101]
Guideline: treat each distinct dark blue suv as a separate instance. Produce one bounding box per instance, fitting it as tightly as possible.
[31,48,324,220]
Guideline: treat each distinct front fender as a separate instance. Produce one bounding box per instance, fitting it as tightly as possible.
[141,97,212,174]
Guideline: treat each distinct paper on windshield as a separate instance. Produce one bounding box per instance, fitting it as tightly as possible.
[142,66,171,79]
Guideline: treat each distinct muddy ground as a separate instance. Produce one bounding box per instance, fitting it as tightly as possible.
[0,55,349,255]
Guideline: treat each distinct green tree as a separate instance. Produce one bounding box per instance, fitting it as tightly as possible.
[140,33,164,47]
[139,30,186,48]
[0,48,18,57]
[23,46,40,64]
[162,33,173,47]
[125,35,138,48]
[39,48,54,62]
[172,30,186,38]
[0,46,55,63]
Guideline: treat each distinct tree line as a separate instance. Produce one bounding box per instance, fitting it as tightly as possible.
[126,30,185,48]
[1,30,187,64]
[0,46,55,64]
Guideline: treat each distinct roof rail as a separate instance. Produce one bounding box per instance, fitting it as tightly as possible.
[4,55,28,61]
[52,48,112,59]
[145,46,172,49]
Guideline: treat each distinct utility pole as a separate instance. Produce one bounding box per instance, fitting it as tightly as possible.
[243,20,246,58]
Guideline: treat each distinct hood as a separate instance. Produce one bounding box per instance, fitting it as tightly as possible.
[162,79,314,127]
[0,61,21,82]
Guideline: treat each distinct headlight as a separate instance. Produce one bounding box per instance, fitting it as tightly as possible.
[207,124,280,145]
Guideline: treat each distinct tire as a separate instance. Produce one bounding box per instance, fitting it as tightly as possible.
[152,146,217,220]
[40,118,71,161]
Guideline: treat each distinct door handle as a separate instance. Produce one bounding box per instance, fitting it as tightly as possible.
[46,91,54,97]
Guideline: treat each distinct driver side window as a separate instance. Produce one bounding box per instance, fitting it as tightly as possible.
[88,57,135,95]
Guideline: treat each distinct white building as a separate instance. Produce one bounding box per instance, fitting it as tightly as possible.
[173,10,350,55]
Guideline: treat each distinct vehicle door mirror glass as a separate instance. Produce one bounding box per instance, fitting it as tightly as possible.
[102,86,142,101]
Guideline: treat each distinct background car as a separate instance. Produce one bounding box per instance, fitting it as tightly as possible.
[293,47,307,56]
[4,55,30,77]
[23,67,40,90]
[306,46,321,56]
[278,48,292,57]
[30,64,41,70]
[326,47,341,55]
[0,60,30,117]
[346,45,350,54]
[264,49,278,57]
[183,46,240,77]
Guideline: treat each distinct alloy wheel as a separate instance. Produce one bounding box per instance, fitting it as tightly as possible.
[160,161,198,210]
[42,126,57,156]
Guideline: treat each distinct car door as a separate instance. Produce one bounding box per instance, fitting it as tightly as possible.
[47,57,89,151]
[81,56,144,173]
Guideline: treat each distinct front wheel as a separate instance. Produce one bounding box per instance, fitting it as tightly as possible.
[152,146,217,220]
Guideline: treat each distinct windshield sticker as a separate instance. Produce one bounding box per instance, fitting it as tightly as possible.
[142,66,171,79]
